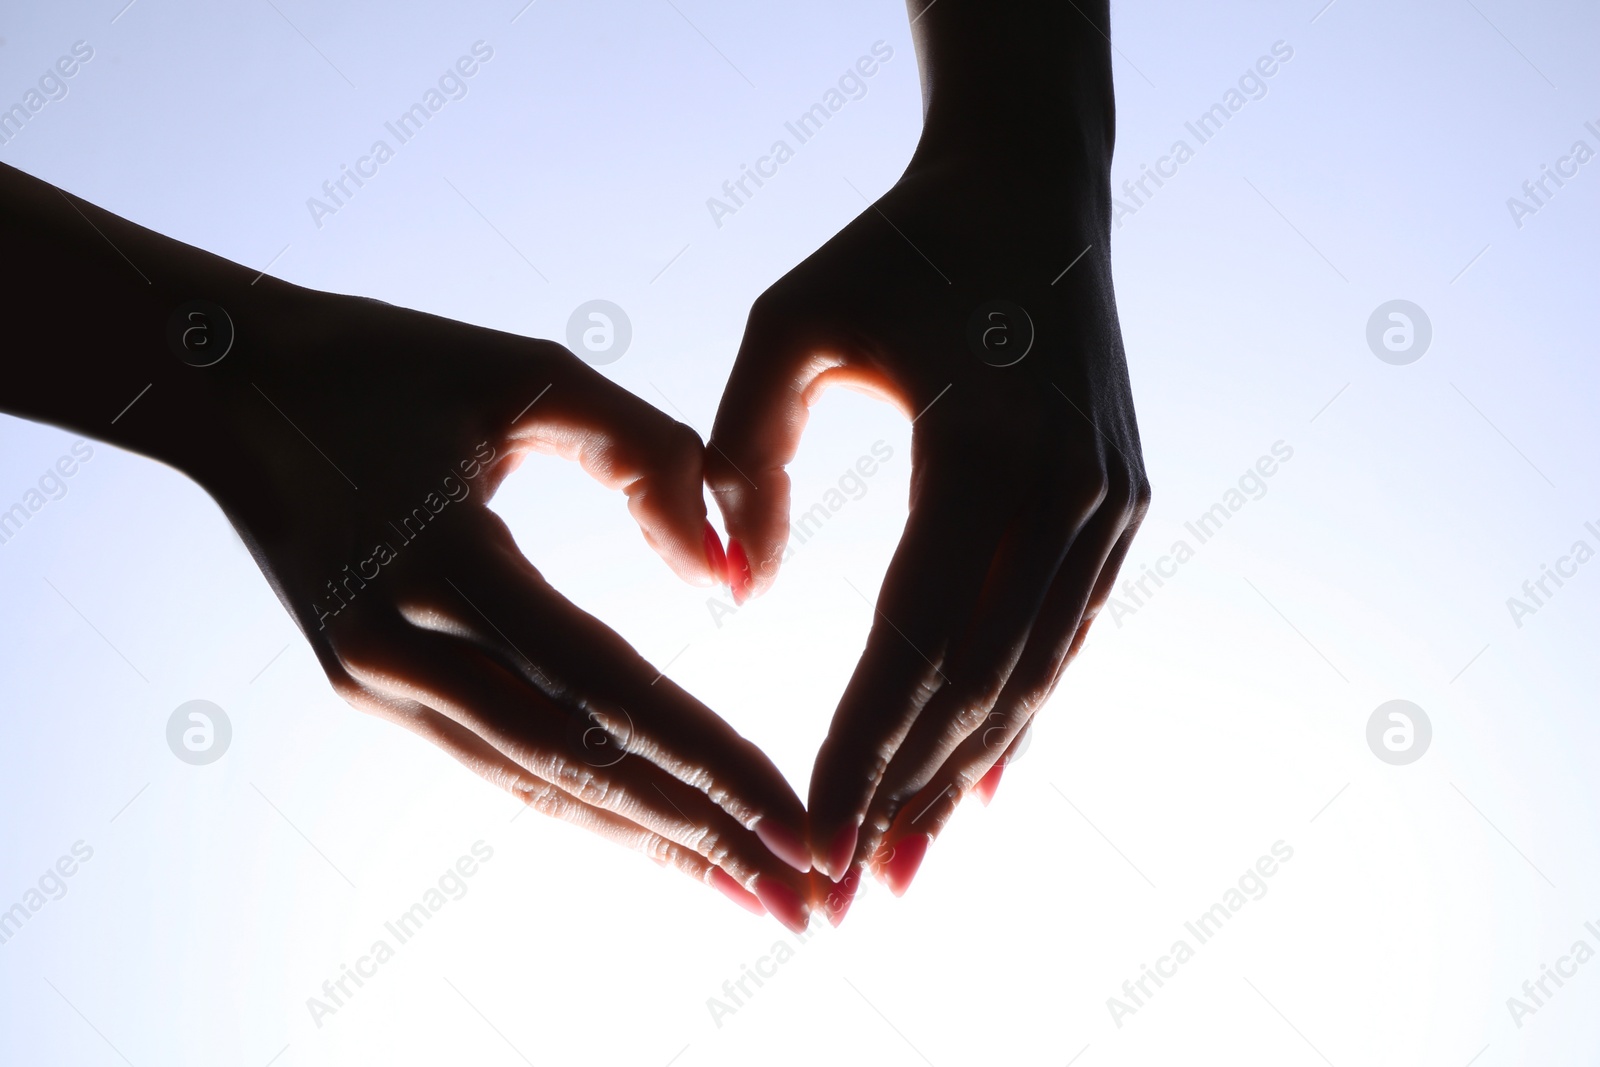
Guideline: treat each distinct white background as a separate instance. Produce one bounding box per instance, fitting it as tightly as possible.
[1,0,1598,1064]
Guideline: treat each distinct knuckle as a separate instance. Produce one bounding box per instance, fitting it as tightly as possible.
[571,773,613,810]
[947,764,986,802]
[979,706,1023,750]
[1070,469,1112,517]
[703,449,761,498]
[329,626,420,690]
[747,285,799,327]
[695,828,732,869]
[644,836,676,867]
[1009,688,1046,724]
[522,780,574,819]
[659,419,705,468]
[326,671,372,709]
[949,696,998,740]
[1105,478,1138,523]
[863,807,895,838]
[1074,462,1145,527]
[1133,472,1153,508]
[546,761,610,810]
[1129,475,1154,522]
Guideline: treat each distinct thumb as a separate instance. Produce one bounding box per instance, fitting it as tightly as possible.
[704,300,835,603]
[507,347,722,588]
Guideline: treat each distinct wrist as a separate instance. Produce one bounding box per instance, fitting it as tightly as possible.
[0,162,318,492]
[122,275,314,480]
[901,124,1113,240]
[911,106,1112,181]
[903,0,1115,199]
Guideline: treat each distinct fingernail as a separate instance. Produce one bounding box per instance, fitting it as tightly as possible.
[824,822,859,883]
[825,866,862,928]
[753,818,812,874]
[702,521,728,585]
[974,761,1006,807]
[710,869,766,916]
[878,834,932,898]
[727,539,752,605]
[752,876,810,935]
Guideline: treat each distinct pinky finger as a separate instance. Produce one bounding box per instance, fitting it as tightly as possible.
[830,721,1032,919]
[358,693,773,920]
[861,731,1011,900]
[844,512,1144,910]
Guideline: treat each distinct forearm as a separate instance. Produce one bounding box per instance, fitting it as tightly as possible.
[905,0,1115,180]
[0,161,305,486]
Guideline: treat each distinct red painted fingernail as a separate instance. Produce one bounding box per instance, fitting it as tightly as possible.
[824,822,859,883]
[754,818,812,874]
[727,539,752,605]
[879,834,932,898]
[702,521,728,585]
[752,876,810,934]
[974,761,1006,807]
[710,869,766,916]
[825,866,862,928]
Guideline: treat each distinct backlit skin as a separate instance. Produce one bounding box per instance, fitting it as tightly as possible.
[705,0,1147,909]
[0,0,1143,932]
[0,160,817,934]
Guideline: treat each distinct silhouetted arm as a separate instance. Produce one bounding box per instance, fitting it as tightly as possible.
[0,160,819,931]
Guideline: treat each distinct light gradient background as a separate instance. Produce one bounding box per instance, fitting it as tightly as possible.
[2,0,1598,1064]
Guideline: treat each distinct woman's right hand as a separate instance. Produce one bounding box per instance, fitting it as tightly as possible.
[705,155,1147,906]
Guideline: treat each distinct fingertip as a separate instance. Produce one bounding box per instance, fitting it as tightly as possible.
[876,833,932,898]
[974,760,1006,806]
[704,461,791,601]
[710,868,767,916]
[752,876,811,935]
[618,421,723,588]
[824,866,862,927]
[638,520,721,588]
[753,817,812,874]
[819,820,859,883]
[727,538,752,604]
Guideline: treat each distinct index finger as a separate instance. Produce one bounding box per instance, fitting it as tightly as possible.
[414,511,814,872]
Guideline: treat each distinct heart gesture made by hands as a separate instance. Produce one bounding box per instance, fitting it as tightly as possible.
[0,1,1145,934]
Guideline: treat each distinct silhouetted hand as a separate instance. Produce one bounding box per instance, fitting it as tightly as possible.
[205,292,819,931]
[705,0,1148,914]
[0,162,816,932]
